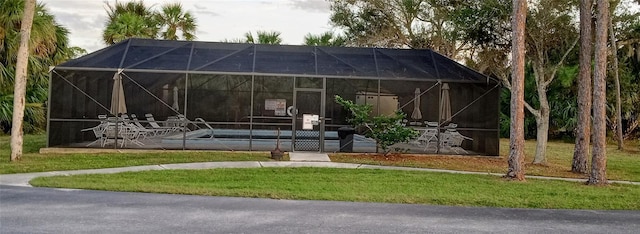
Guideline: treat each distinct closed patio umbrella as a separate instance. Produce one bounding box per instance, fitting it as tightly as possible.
[440,83,451,123]
[110,72,127,115]
[172,86,179,111]
[411,88,422,120]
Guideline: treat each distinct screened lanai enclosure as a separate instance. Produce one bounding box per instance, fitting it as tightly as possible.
[48,38,500,155]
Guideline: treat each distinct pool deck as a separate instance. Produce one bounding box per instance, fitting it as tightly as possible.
[60,128,478,155]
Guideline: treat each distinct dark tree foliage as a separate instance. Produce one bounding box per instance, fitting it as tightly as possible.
[1,0,72,134]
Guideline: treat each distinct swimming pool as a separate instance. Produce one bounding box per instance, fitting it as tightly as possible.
[162,129,377,152]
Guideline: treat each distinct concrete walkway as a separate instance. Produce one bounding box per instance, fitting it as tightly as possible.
[288,152,331,162]
[1,161,639,187]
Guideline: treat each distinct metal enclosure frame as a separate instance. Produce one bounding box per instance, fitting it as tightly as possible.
[47,38,501,155]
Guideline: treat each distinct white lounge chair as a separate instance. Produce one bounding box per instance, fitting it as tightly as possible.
[101,122,143,147]
[81,115,109,147]
[440,129,472,154]
[412,127,438,151]
[130,114,166,138]
[145,113,178,135]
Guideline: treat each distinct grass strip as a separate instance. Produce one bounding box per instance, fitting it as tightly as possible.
[30,167,640,210]
[0,151,271,174]
[1,134,271,174]
[4,134,639,182]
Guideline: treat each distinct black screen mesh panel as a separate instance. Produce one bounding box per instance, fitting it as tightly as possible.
[50,71,116,119]
[253,76,294,119]
[187,74,252,122]
[254,45,315,74]
[189,43,253,70]
[58,41,128,68]
[325,78,379,126]
[315,47,378,77]
[121,72,186,120]
[430,51,488,81]
[57,38,496,82]
[375,49,437,79]
[191,44,254,72]
[122,40,193,70]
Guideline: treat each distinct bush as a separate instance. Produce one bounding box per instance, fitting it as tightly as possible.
[334,95,418,155]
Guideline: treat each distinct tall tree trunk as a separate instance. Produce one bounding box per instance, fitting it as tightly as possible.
[609,14,623,150]
[573,0,593,174]
[506,0,527,181]
[533,85,549,164]
[588,0,609,185]
[10,0,36,162]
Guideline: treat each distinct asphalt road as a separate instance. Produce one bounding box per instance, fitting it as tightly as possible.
[1,185,639,233]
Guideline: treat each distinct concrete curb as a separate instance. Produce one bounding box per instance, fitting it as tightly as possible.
[1,161,638,187]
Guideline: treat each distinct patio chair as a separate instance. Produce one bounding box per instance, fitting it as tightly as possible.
[130,114,166,138]
[102,122,144,147]
[102,123,127,147]
[171,114,193,132]
[440,129,472,154]
[412,127,438,151]
[116,114,151,140]
[443,122,457,129]
[166,114,190,132]
[145,113,179,135]
[425,121,438,128]
[81,123,106,147]
[80,114,110,147]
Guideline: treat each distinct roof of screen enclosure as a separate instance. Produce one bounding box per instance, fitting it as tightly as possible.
[57,38,497,83]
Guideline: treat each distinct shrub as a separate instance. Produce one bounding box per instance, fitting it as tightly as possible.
[334,95,418,155]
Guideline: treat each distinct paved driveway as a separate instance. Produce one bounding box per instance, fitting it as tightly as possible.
[1,185,639,233]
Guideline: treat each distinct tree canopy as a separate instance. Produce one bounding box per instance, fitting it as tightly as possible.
[304,32,346,46]
[244,31,283,45]
[1,0,74,133]
[327,0,640,156]
[102,1,197,45]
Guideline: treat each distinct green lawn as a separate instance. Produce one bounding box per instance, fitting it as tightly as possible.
[8,133,640,210]
[0,134,271,174]
[3,134,639,181]
[332,139,640,182]
[30,167,640,210]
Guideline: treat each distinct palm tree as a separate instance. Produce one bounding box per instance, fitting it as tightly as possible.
[1,0,71,135]
[156,3,196,40]
[102,1,157,45]
[10,0,36,161]
[245,31,283,44]
[105,0,151,21]
[304,32,346,46]
[103,12,158,44]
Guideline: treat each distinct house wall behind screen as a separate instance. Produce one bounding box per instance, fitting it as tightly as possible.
[325,78,378,128]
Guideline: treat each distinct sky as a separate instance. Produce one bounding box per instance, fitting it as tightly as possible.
[42,0,336,52]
